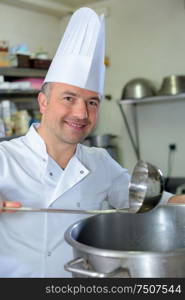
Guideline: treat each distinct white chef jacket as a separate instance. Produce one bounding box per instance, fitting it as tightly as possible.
[0,124,130,278]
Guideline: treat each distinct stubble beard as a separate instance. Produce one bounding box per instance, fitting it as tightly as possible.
[54,121,93,146]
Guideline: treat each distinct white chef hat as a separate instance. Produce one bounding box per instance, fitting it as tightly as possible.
[44,7,105,96]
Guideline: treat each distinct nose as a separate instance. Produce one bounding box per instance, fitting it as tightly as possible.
[73,99,88,120]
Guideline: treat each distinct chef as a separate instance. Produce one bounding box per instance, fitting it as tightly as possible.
[0,7,184,278]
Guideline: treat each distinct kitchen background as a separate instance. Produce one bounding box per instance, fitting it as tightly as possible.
[0,0,185,192]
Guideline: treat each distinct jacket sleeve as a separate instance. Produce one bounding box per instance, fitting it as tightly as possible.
[159,191,173,204]
[107,169,130,209]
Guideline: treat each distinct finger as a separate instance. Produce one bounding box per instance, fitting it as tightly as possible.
[4,201,22,208]
[168,195,185,204]
[3,201,22,213]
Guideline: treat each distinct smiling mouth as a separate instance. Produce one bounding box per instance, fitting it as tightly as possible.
[65,121,87,131]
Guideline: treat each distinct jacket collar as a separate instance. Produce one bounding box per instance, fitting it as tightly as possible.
[49,154,89,205]
[24,124,90,204]
[25,123,48,160]
[25,123,83,161]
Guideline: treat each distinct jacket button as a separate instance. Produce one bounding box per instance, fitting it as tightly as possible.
[47,251,52,256]
[80,170,84,174]
[49,172,53,176]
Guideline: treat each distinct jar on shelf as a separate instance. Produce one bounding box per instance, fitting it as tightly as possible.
[0,100,13,136]
[0,118,5,138]
[12,110,30,135]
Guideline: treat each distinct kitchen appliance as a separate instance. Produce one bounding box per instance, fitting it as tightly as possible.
[105,146,118,161]
[176,183,185,194]
[85,134,116,148]
[158,75,185,96]
[165,177,185,194]
[64,204,185,277]
[121,78,156,99]
[84,134,118,161]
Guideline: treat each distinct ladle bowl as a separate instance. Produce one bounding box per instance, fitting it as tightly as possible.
[129,160,164,213]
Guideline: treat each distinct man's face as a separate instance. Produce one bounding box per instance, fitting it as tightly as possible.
[38,82,100,145]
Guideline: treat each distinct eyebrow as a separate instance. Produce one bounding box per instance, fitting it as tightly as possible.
[62,90,100,102]
[62,91,78,97]
[88,96,100,102]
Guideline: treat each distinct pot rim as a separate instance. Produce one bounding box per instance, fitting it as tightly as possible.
[64,218,185,258]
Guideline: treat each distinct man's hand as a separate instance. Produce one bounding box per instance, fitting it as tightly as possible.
[0,201,22,213]
[168,194,185,204]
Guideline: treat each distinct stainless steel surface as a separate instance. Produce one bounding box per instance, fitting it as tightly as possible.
[2,206,130,214]
[64,204,185,277]
[129,160,164,213]
[2,160,164,215]
[121,78,156,99]
[86,134,116,147]
[65,257,129,277]
[105,146,118,161]
[158,75,185,96]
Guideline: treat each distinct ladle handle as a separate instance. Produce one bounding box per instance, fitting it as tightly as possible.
[2,206,130,214]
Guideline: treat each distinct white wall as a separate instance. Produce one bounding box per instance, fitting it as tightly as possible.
[0,2,60,57]
[102,0,185,177]
[70,0,185,177]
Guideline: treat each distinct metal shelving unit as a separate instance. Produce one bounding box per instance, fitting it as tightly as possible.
[0,135,21,142]
[118,94,185,160]
[0,89,39,96]
[0,67,47,78]
[0,67,45,141]
[0,67,46,98]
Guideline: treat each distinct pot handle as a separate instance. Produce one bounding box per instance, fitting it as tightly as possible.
[64,257,131,278]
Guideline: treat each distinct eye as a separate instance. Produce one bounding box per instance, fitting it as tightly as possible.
[63,96,73,102]
[88,100,99,107]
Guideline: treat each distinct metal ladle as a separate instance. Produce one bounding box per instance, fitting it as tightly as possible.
[128,160,164,213]
[2,160,164,215]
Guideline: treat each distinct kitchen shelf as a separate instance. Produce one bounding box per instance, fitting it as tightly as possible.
[118,93,185,160]
[118,93,185,105]
[0,67,47,78]
[0,67,44,111]
[0,135,21,142]
[0,89,39,95]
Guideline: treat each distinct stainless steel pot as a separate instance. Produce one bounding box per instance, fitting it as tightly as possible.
[85,134,117,147]
[64,204,185,277]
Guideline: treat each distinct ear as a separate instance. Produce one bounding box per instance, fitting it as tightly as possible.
[38,92,48,114]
